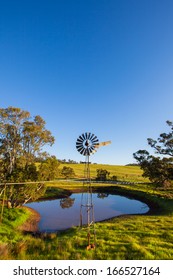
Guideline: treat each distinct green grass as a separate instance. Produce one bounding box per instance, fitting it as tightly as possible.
[0,207,31,259]
[0,164,173,260]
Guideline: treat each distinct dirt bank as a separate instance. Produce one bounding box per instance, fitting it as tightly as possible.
[19,206,40,232]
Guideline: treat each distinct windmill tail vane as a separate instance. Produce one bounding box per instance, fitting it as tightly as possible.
[95,140,111,149]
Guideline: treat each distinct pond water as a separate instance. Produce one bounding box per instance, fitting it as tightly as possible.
[26,193,149,232]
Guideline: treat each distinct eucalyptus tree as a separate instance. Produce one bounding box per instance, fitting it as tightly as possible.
[133,121,173,187]
[22,115,54,167]
[0,106,55,207]
[38,156,60,181]
[61,166,75,179]
[96,169,110,181]
[0,107,30,177]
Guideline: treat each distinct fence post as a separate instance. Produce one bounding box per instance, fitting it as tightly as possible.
[0,183,6,223]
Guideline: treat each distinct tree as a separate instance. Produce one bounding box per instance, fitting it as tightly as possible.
[0,107,54,179]
[0,107,30,177]
[61,166,75,179]
[5,183,47,208]
[111,175,118,181]
[97,193,109,199]
[96,169,110,181]
[60,197,75,209]
[38,156,60,181]
[133,121,173,187]
[0,106,55,207]
[147,120,173,156]
[22,115,54,165]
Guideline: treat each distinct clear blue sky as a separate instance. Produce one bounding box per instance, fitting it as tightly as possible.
[1,0,173,165]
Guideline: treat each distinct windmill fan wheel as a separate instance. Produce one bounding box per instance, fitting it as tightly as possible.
[76,133,99,156]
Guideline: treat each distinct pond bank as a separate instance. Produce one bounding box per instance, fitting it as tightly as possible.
[19,206,40,232]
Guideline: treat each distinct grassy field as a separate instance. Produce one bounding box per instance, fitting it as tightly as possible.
[0,164,173,260]
[58,163,149,182]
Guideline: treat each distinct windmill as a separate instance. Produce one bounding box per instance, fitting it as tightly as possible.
[76,132,111,249]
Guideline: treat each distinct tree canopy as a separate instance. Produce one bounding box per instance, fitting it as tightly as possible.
[133,121,173,187]
[61,166,75,179]
[0,106,57,207]
[96,168,110,181]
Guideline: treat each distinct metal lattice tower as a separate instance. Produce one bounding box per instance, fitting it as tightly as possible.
[76,132,111,249]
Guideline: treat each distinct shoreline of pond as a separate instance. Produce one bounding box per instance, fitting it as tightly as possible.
[20,184,163,234]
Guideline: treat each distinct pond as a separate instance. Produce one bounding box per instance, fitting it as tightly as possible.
[26,193,149,232]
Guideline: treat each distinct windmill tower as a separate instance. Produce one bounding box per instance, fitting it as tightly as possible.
[76,133,111,249]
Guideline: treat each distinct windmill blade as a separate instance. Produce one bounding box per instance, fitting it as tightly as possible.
[89,132,94,140]
[76,145,84,150]
[87,132,92,140]
[90,134,96,141]
[77,146,85,154]
[92,139,99,144]
[76,141,84,147]
[82,133,86,140]
[89,146,95,154]
[76,146,83,153]
[85,132,89,139]
[77,138,84,144]
[78,135,84,141]
[81,148,86,155]
[76,142,83,148]
[91,135,98,142]
[95,141,111,148]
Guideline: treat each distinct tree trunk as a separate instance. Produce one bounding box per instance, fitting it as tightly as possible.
[7,200,12,209]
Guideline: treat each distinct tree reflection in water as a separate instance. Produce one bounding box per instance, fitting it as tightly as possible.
[60,197,75,209]
[97,193,109,199]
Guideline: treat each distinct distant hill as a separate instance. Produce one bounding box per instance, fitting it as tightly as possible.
[125,163,139,166]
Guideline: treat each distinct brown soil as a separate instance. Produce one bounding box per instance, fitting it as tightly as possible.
[19,206,40,232]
